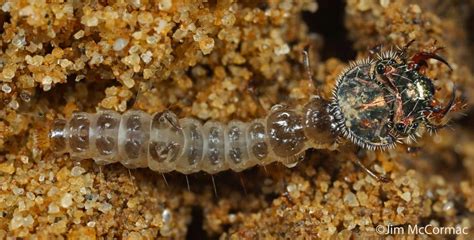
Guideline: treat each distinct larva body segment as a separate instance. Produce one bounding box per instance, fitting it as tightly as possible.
[246,119,270,163]
[202,121,227,174]
[119,110,151,168]
[303,97,338,150]
[225,120,255,171]
[148,112,184,173]
[68,112,92,159]
[50,97,338,174]
[267,106,307,167]
[177,118,204,174]
[93,111,121,165]
[50,119,68,154]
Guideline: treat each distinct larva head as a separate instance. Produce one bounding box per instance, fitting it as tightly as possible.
[330,47,457,150]
[330,57,396,150]
[370,49,430,138]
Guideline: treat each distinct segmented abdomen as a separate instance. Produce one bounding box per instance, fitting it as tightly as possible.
[50,98,337,174]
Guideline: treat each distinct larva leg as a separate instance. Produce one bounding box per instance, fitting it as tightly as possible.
[117,110,150,168]
[350,153,391,182]
[148,111,184,173]
[302,46,319,91]
[211,175,218,198]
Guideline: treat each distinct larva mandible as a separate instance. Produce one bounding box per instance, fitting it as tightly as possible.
[49,45,459,176]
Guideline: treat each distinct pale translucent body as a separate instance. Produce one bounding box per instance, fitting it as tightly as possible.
[50,97,337,174]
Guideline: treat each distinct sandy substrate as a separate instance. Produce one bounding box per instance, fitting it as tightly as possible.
[0,0,473,239]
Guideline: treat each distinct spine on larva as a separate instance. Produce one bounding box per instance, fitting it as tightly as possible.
[49,97,337,174]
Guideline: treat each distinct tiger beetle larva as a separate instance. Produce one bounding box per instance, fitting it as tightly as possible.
[49,42,461,181]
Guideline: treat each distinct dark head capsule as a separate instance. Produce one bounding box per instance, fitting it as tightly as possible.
[330,47,458,150]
